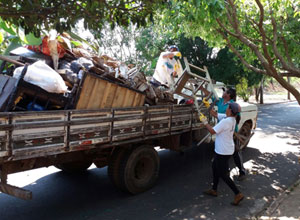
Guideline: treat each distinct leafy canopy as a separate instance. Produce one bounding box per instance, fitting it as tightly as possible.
[158,0,300,104]
[0,0,164,37]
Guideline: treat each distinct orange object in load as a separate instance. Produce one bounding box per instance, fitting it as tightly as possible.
[26,36,66,58]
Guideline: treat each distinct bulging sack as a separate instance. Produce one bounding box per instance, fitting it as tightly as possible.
[13,61,68,93]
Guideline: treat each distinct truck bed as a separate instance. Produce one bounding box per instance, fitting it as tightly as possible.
[0,104,207,163]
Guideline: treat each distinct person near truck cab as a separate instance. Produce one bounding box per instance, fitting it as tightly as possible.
[200,102,244,206]
[200,86,246,181]
[151,45,183,90]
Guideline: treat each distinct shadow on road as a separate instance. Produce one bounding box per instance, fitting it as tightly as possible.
[0,142,299,220]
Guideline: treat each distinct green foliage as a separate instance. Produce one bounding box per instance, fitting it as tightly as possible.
[0,1,164,37]
[135,25,174,75]
[236,77,251,102]
[134,24,263,90]
[0,31,3,44]
[156,0,300,104]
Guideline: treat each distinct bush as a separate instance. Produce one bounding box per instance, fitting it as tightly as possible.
[236,77,252,102]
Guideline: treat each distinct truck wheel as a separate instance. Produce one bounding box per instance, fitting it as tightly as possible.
[55,160,92,173]
[238,123,251,150]
[119,146,160,194]
[107,147,128,189]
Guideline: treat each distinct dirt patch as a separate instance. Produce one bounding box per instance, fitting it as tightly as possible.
[265,79,300,94]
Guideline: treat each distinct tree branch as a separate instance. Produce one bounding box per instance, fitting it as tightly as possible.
[280,35,294,66]
[217,29,267,75]
[222,1,277,76]
[280,72,300,77]
[254,0,274,67]
[271,15,300,75]
[216,18,239,38]
[248,18,273,43]
[227,0,240,32]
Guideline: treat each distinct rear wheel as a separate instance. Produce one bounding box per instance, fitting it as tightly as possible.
[55,160,92,173]
[119,145,160,194]
[107,147,128,189]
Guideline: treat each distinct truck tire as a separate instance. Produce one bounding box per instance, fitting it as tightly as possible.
[55,160,92,173]
[119,145,160,194]
[107,147,128,189]
[237,122,252,150]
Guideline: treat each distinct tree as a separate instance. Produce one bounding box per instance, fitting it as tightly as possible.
[87,23,140,63]
[159,0,300,105]
[2,0,299,105]
[0,0,162,37]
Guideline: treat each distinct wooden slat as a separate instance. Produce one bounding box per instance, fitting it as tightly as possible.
[112,86,122,108]
[125,91,135,107]
[132,92,139,107]
[121,89,131,107]
[0,183,32,200]
[105,84,118,108]
[86,78,103,109]
[100,82,111,108]
[139,95,145,106]
[76,75,95,109]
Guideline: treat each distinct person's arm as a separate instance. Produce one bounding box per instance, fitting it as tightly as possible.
[162,51,182,59]
[199,86,210,97]
[204,123,216,135]
[162,52,175,59]
[210,109,218,118]
[199,114,216,134]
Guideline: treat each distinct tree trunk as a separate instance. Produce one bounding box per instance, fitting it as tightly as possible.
[255,87,260,102]
[287,77,291,100]
[259,78,264,104]
[272,73,300,105]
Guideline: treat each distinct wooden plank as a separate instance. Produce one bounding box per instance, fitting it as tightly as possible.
[0,55,25,66]
[76,74,96,109]
[132,93,140,107]
[174,70,190,94]
[100,82,111,108]
[125,91,135,107]
[86,78,102,109]
[105,84,118,108]
[0,183,32,200]
[112,86,122,108]
[189,63,206,73]
[139,95,145,106]
[121,89,131,107]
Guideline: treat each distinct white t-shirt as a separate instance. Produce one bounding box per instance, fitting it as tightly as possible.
[213,113,236,155]
[153,52,183,88]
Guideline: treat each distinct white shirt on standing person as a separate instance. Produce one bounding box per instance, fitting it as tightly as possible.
[152,45,183,89]
[213,113,236,155]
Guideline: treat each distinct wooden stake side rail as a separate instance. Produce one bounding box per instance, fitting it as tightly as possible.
[0,105,207,162]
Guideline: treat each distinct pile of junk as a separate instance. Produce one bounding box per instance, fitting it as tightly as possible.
[0,31,175,112]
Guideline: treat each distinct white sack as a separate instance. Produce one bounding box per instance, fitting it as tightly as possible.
[13,61,68,93]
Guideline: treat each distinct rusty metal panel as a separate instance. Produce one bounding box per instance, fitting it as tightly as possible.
[0,114,8,157]
[69,110,112,148]
[10,111,67,158]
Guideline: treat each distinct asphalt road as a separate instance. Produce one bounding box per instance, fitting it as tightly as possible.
[0,101,299,220]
